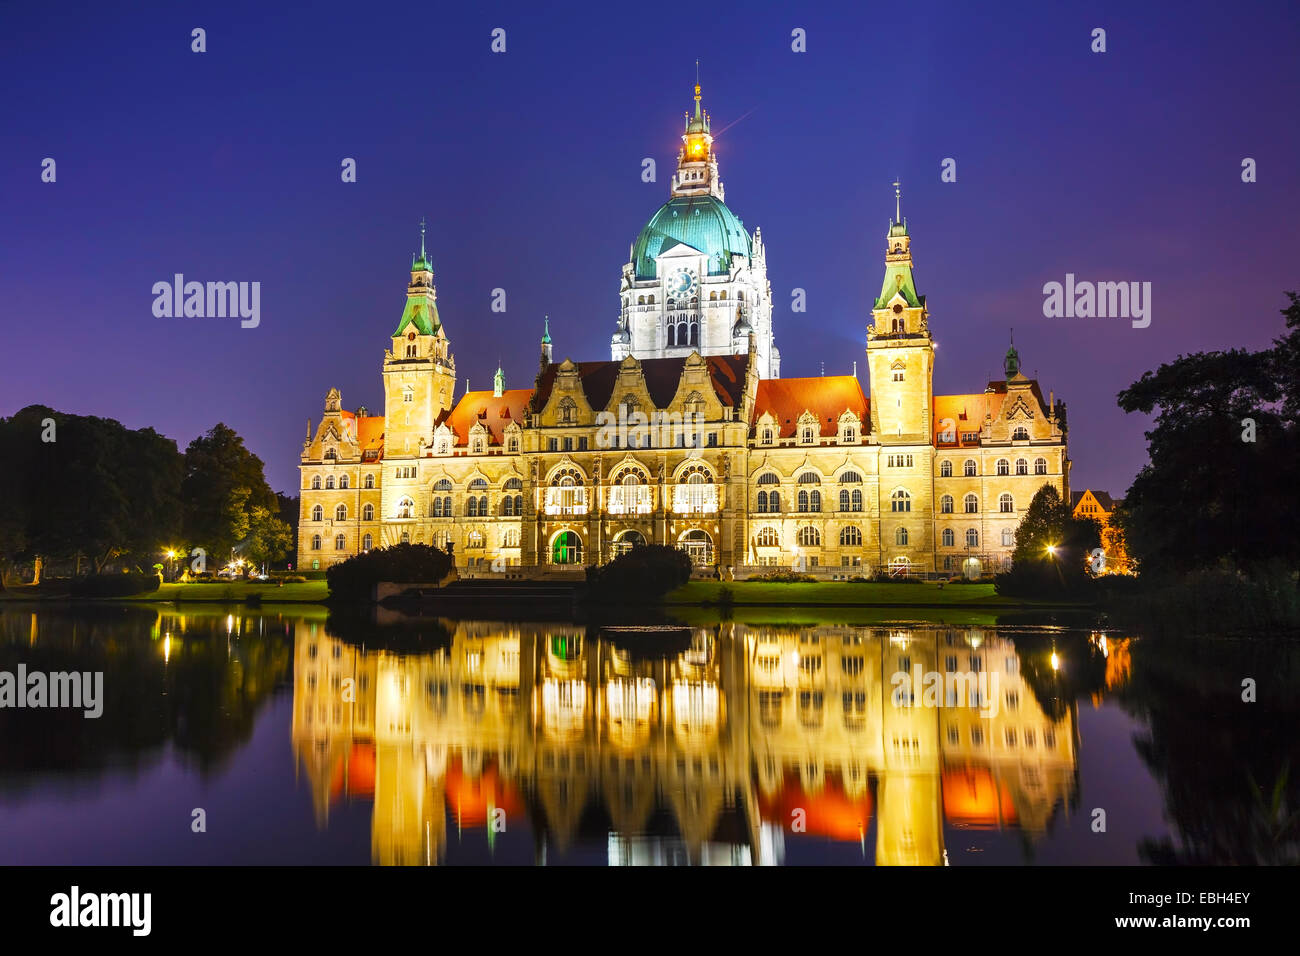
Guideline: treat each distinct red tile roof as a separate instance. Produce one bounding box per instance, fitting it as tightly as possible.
[932,393,997,447]
[751,376,868,437]
[532,354,750,413]
[437,388,532,446]
[339,411,385,457]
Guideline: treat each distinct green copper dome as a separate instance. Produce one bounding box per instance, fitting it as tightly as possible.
[632,195,752,280]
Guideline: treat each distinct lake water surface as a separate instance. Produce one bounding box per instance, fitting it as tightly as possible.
[1,604,1296,865]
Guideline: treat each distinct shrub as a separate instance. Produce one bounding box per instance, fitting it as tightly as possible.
[325,543,454,603]
[995,559,1096,599]
[70,571,162,598]
[588,545,692,602]
[746,570,818,583]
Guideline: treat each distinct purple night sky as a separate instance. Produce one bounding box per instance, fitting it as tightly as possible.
[2,0,1297,497]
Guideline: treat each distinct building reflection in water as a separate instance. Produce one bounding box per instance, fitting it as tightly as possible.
[291,622,1081,865]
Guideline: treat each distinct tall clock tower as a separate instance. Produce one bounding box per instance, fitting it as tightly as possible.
[866,187,934,443]
[383,223,457,458]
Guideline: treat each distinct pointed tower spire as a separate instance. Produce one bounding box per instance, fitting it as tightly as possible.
[672,67,721,199]
[1004,328,1021,378]
[494,362,505,398]
[539,315,553,369]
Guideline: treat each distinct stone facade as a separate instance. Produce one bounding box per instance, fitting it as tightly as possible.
[297,94,1070,577]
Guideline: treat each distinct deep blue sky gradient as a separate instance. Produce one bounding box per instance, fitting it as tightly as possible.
[2,0,1297,496]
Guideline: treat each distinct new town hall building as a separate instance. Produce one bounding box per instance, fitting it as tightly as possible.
[298,84,1070,577]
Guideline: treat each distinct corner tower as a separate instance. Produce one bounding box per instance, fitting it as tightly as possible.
[382,221,457,457]
[613,75,778,378]
[866,185,934,443]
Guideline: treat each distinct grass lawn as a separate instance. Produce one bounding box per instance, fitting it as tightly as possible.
[665,580,1081,607]
[128,580,331,603]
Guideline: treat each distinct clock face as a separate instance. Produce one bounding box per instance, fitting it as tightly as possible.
[669,268,696,297]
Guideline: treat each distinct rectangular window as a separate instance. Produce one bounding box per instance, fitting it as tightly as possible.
[547,438,558,451]
[577,436,588,450]
[563,437,573,451]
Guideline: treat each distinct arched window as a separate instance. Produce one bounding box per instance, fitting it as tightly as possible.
[396,497,414,519]
[504,477,522,490]
[502,496,515,517]
[311,475,321,490]
[1015,458,1028,476]
[756,527,779,547]
[940,460,952,478]
[434,478,452,492]
[647,295,655,305]
[891,490,911,513]
[838,489,849,512]
[637,295,645,305]
[335,534,346,550]
[964,460,977,477]
[362,503,374,521]
[964,494,978,514]
[466,531,484,549]
[433,497,444,518]
[468,497,479,517]
[1034,457,1048,475]
[335,504,347,521]
[940,495,953,514]
[557,398,577,425]
[311,534,322,550]
[798,490,809,512]
[551,531,583,565]
[503,529,520,548]
[362,533,372,551]
[797,526,821,548]
[339,475,350,489]
[758,490,769,513]
[1012,426,1030,441]
[513,494,523,514]
[942,528,955,547]
[895,527,909,546]
[996,459,1010,476]
[311,505,323,522]
[800,425,815,444]
[757,472,780,486]
[798,471,822,485]
[762,427,774,444]
[840,526,862,547]
[999,493,1014,513]
[966,528,979,548]
[325,476,335,490]
[364,474,375,489]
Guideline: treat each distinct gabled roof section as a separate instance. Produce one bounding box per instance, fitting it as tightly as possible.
[1072,489,1117,513]
[436,388,532,446]
[532,354,749,413]
[752,376,868,438]
[984,379,1050,415]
